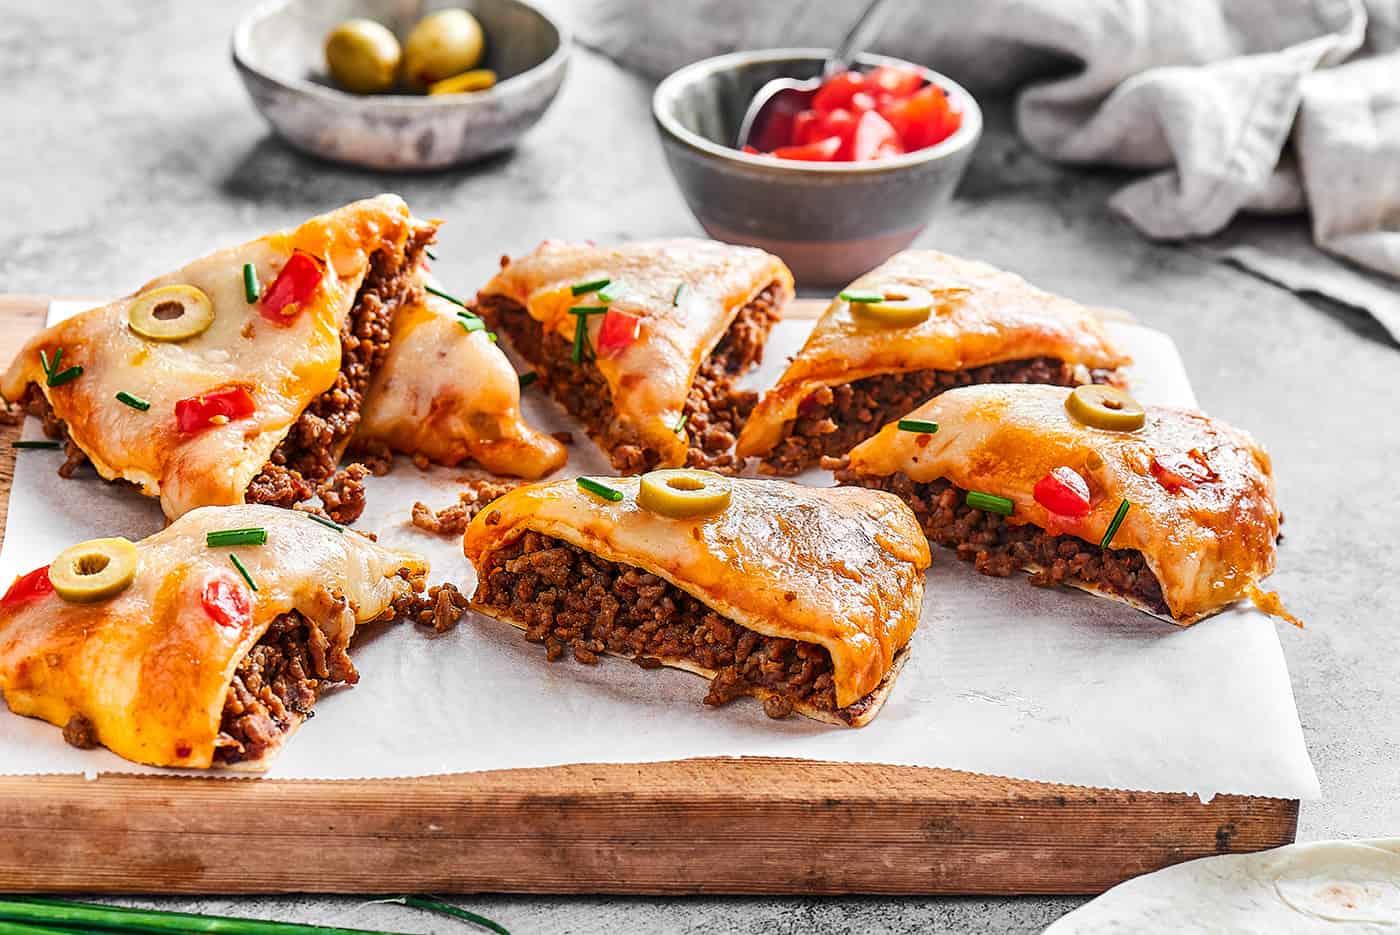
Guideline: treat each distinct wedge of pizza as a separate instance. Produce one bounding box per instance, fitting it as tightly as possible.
[830,383,1285,625]
[463,472,930,726]
[354,278,567,479]
[0,504,427,769]
[1,196,436,521]
[736,250,1130,474]
[476,238,794,472]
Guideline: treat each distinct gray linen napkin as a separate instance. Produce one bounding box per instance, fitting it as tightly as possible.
[567,0,1400,341]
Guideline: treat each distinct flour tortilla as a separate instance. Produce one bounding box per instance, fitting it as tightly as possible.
[1044,839,1400,933]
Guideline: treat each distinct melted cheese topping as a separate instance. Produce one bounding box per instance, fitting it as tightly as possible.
[0,196,419,520]
[481,239,794,467]
[463,477,930,707]
[356,287,566,479]
[0,504,426,769]
[846,384,1281,624]
[736,250,1132,460]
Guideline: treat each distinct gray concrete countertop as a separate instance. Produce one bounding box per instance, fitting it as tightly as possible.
[2,2,1396,933]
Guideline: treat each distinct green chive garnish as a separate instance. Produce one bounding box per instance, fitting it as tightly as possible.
[425,248,438,261]
[897,418,939,434]
[115,391,150,411]
[425,284,468,307]
[840,289,885,304]
[46,366,83,388]
[207,527,268,547]
[242,262,260,303]
[11,440,61,450]
[1100,499,1131,550]
[568,305,609,315]
[518,371,537,388]
[577,477,623,502]
[569,307,607,363]
[229,553,258,591]
[571,277,610,296]
[672,282,685,306]
[459,316,486,334]
[487,332,498,343]
[965,490,1014,516]
[391,896,512,935]
[306,512,345,533]
[38,348,57,377]
[597,282,623,302]
[673,413,688,434]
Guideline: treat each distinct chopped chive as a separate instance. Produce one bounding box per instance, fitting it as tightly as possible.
[207,527,268,547]
[458,316,486,334]
[672,413,688,434]
[570,309,602,364]
[965,490,1014,516]
[487,332,498,343]
[1100,499,1131,550]
[11,440,61,450]
[425,248,438,261]
[242,262,260,303]
[518,371,537,388]
[425,284,468,307]
[897,418,939,434]
[571,277,610,296]
[229,553,258,591]
[597,281,622,302]
[840,288,885,304]
[392,896,512,935]
[115,390,150,411]
[568,305,609,316]
[576,476,623,502]
[306,512,345,533]
[672,282,684,306]
[38,348,55,377]
[45,366,83,388]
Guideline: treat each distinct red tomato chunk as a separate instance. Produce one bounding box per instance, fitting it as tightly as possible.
[202,573,251,630]
[175,386,257,434]
[1,565,52,607]
[1033,467,1092,518]
[747,65,962,162]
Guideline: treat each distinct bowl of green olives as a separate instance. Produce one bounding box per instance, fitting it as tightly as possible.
[232,0,569,170]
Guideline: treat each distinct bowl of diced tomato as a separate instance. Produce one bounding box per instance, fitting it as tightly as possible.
[653,49,980,285]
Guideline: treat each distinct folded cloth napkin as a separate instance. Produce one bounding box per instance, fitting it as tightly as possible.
[568,0,1400,341]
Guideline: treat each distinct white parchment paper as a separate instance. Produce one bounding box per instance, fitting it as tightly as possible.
[0,302,1318,800]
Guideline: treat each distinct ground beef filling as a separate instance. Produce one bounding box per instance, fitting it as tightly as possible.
[18,387,88,478]
[763,358,1114,475]
[246,227,434,519]
[478,284,783,472]
[835,468,1169,615]
[473,529,878,720]
[214,609,357,765]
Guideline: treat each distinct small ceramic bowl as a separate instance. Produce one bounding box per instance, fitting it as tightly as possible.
[232,0,568,171]
[653,49,981,286]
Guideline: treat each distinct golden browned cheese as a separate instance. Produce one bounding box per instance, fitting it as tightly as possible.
[0,196,428,520]
[736,250,1131,460]
[480,239,794,467]
[846,384,1280,625]
[0,505,426,770]
[463,476,930,707]
[355,284,566,478]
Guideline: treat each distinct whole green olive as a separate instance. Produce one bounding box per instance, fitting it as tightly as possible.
[401,9,485,91]
[324,19,401,95]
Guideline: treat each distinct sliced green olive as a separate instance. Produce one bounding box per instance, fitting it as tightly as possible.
[848,284,935,326]
[128,285,215,342]
[1065,384,1146,431]
[48,537,138,603]
[637,469,732,519]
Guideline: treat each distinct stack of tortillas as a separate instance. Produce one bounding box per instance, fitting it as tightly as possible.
[1045,840,1400,933]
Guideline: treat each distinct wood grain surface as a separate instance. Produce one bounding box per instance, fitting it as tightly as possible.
[0,295,1296,896]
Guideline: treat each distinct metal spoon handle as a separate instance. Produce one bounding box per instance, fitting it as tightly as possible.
[826,0,895,75]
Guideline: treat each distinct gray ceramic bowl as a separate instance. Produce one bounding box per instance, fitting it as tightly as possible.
[653,49,981,286]
[232,0,568,170]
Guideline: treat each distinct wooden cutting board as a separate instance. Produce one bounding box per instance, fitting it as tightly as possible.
[0,295,1296,896]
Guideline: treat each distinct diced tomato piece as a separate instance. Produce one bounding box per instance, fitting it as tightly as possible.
[851,109,900,161]
[596,309,642,358]
[1151,450,1217,491]
[849,91,878,113]
[741,144,760,154]
[771,136,842,161]
[867,65,924,98]
[1,566,52,608]
[1033,467,1093,518]
[201,573,251,630]
[900,84,962,150]
[811,70,866,113]
[791,110,824,145]
[174,386,256,434]
[260,252,323,324]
